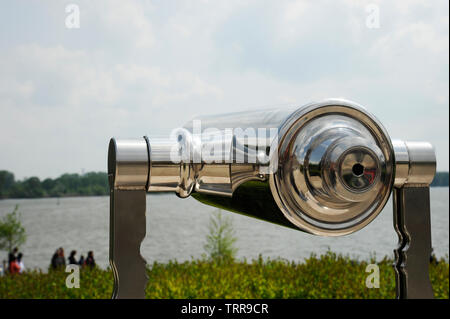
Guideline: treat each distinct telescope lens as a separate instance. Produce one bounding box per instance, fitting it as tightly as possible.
[352,163,364,177]
[338,146,380,193]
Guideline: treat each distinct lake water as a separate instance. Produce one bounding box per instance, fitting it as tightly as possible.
[0,188,448,271]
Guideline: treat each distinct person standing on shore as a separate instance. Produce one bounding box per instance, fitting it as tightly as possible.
[78,254,85,267]
[68,250,77,265]
[57,248,66,268]
[9,256,20,274]
[50,247,66,270]
[8,247,18,272]
[85,251,96,268]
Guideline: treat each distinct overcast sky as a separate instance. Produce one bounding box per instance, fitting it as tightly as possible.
[0,0,448,180]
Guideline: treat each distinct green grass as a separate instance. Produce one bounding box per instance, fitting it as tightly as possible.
[0,252,448,299]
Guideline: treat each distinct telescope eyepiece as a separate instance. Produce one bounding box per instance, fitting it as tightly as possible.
[270,100,395,236]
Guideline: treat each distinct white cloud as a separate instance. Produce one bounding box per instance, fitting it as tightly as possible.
[85,0,156,50]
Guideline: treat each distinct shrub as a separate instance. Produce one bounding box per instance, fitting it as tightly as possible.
[0,253,448,299]
[203,210,237,263]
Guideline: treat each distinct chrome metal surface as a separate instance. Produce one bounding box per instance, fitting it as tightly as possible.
[270,100,395,236]
[146,137,185,194]
[185,99,396,236]
[393,186,434,299]
[146,130,267,197]
[393,140,436,187]
[393,140,436,299]
[109,189,148,299]
[108,138,149,299]
[393,140,410,187]
[108,138,149,190]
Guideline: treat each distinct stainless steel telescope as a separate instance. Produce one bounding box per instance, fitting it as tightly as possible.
[108,98,436,299]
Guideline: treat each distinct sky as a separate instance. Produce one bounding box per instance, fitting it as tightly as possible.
[0,0,448,180]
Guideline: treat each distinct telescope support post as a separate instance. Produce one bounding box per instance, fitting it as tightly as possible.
[392,140,436,299]
[109,189,148,299]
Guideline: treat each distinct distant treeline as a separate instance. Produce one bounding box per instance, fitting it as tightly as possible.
[0,170,448,199]
[0,170,109,199]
